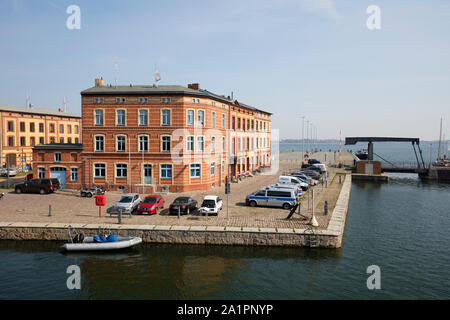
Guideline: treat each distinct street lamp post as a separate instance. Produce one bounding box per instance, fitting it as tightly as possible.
[300,116,305,163]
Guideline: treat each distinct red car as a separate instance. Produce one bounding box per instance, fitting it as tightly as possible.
[137,194,165,215]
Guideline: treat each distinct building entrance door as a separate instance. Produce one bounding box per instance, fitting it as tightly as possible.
[143,164,152,184]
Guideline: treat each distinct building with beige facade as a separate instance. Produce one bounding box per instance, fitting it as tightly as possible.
[0,105,81,169]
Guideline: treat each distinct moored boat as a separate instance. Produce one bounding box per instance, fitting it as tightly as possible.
[61,236,142,251]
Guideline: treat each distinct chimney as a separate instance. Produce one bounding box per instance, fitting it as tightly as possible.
[188,83,200,90]
[95,77,105,87]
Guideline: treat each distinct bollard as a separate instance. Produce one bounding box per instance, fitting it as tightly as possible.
[48,205,52,217]
[297,201,301,216]
[339,176,342,184]
[118,209,122,224]
[178,206,181,219]
[324,200,328,215]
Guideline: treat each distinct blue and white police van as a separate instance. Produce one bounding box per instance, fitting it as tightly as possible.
[246,187,297,209]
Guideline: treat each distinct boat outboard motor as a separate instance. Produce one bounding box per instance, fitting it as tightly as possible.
[72,233,84,243]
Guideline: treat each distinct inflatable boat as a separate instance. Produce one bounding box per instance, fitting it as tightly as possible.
[61,235,142,251]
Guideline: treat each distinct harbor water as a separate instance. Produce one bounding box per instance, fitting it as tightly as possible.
[0,171,449,299]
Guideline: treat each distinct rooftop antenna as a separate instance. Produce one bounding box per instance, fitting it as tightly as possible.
[154,61,161,87]
[26,92,31,109]
[63,96,67,113]
[114,58,119,88]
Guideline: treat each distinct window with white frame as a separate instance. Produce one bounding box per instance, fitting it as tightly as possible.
[160,164,172,178]
[71,168,78,181]
[95,110,104,125]
[212,112,216,127]
[162,109,171,125]
[211,136,216,152]
[139,136,148,152]
[222,136,225,151]
[221,160,225,173]
[161,136,171,152]
[197,110,204,126]
[186,136,194,152]
[222,114,225,128]
[117,136,126,152]
[197,136,204,152]
[95,136,104,152]
[139,110,148,126]
[211,162,215,176]
[190,164,201,178]
[116,109,126,126]
[116,164,127,178]
[38,167,45,179]
[187,110,194,125]
[54,153,61,162]
[139,97,148,104]
[94,164,105,178]
[161,97,171,103]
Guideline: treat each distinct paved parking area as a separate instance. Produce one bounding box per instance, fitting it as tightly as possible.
[0,153,350,229]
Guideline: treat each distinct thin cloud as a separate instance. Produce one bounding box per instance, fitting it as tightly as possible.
[299,0,341,21]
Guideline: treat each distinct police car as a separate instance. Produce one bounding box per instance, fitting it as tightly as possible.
[246,187,297,210]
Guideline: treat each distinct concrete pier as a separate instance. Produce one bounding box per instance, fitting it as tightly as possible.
[0,175,352,248]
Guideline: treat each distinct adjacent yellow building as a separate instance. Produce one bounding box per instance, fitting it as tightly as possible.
[0,105,81,169]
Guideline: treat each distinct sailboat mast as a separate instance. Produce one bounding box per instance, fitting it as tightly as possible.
[437,117,442,160]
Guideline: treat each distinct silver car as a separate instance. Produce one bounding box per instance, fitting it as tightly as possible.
[114,193,142,213]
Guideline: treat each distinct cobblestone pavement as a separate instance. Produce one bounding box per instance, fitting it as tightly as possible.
[0,152,351,229]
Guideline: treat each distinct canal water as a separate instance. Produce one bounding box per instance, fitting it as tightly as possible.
[0,173,449,299]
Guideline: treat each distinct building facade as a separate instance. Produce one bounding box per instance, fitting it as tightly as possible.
[32,144,83,190]
[80,80,271,192]
[0,105,81,169]
[33,80,272,192]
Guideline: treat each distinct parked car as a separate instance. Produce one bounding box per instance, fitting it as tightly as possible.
[199,195,223,216]
[301,163,321,172]
[308,159,321,164]
[291,172,317,185]
[137,194,165,215]
[278,175,309,191]
[312,163,327,173]
[0,168,17,177]
[14,179,54,194]
[246,188,297,209]
[299,170,321,179]
[266,184,302,197]
[114,193,142,214]
[169,197,197,215]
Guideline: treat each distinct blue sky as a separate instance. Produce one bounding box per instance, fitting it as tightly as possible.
[1,0,449,140]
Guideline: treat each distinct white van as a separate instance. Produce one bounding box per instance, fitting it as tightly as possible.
[267,184,302,197]
[278,176,309,191]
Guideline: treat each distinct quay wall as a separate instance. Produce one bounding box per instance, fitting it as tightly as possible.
[0,175,352,248]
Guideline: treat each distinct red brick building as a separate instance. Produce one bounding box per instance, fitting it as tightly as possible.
[34,79,272,192]
[32,144,83,190]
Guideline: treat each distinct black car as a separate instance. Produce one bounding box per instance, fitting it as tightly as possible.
[308,159,321,165]
[169,197,197,215]
[15,179,54,194]
[301,163,321,172]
